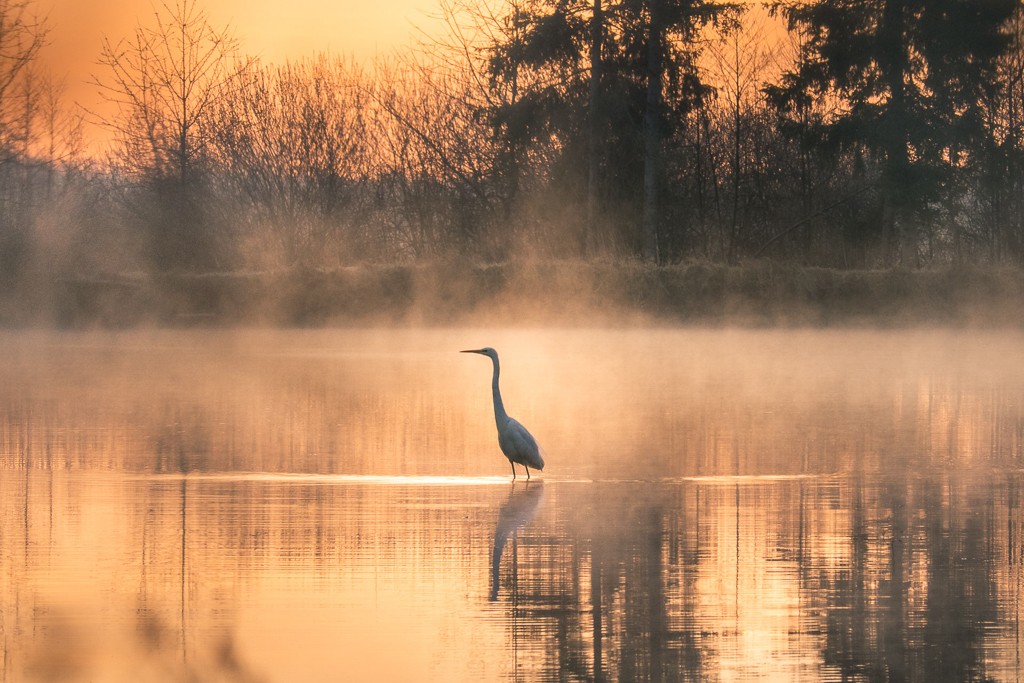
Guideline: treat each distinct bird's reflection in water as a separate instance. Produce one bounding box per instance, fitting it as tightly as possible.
[490,482,544,601]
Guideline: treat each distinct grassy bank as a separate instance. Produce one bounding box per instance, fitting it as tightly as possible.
[12,260,1024,327]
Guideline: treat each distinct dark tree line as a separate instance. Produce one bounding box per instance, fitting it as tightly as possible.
[476,0,1022,266]
[767,0,1020,266]
[2,0,1024,283]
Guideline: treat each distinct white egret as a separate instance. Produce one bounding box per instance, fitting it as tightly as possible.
[461,347,545,480]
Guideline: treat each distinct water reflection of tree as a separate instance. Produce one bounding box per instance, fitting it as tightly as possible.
[921,478,999,682]
[496,483,705,682]
[495,476,1022,682]
[4,470,1024,680]
[817,475,1004,683]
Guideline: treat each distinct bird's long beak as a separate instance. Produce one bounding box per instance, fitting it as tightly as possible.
[461,349,485,355]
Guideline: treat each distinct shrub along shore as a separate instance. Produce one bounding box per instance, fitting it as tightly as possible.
[9,260,1024,328]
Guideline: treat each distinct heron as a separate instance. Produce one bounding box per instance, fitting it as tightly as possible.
[461,347,545,480]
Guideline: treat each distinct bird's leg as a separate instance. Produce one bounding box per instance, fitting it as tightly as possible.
[525,466,531,480]
[510,460,516,480]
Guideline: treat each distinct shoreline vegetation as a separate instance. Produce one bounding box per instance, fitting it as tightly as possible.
[4,2,1024,323]
[11,260,1022,328]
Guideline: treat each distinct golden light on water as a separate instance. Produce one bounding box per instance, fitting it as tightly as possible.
[3,328,1024,680]
[2,0,1024,679]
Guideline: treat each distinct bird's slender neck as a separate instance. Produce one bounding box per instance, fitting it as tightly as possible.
[489,355,508,428]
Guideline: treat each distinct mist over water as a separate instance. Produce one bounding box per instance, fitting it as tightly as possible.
[2,327,1024,681]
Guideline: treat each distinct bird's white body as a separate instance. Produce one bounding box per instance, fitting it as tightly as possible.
[462,347,545,479]
[498,417,543,470]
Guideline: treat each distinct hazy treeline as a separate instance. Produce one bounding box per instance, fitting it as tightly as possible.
[4,0,1024,293]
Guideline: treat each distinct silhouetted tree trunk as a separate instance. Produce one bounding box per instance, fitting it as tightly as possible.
[642,0,663,262]
[878,0,913,264]
[586,0,603,254]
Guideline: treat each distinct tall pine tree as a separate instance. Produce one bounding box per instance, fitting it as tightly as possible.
[486,0,736,258]
[768,0,1018,265]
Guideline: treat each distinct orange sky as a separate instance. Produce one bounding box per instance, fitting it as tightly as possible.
[43,0,775,155]
[45,0,439,125]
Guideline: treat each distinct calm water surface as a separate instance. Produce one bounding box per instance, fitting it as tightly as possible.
[2,327,1024,682]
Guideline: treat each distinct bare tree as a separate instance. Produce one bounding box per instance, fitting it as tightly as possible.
[404,0,528,254]
[92,0,249,269]
[703,7,780,262]
[369,57,498,257]
[0,0,47,157]
[93,0,245,184]
[32,73,85,195]
[0,0,47,281]
[209,55,375,267]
